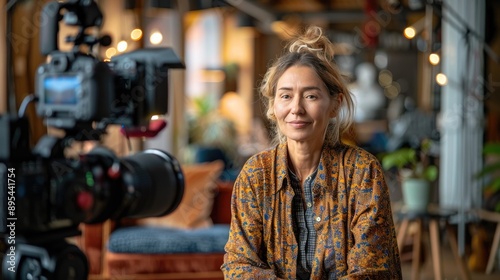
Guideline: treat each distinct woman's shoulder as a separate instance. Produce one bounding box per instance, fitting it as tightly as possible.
[326,143,380,165]
[241,145,279,170]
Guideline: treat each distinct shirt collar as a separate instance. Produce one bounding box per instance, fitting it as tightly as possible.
[275,143,289,194]
[274,142,331,194]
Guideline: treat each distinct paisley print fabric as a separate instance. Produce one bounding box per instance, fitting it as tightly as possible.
[222,143,402,279]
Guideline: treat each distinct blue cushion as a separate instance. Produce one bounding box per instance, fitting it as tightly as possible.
[107,224,230,254]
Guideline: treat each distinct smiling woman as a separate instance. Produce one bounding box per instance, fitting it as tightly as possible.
[221,26,402,279]
[273,65,337,158]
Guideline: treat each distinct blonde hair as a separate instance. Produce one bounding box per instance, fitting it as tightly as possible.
[260,26,355,146]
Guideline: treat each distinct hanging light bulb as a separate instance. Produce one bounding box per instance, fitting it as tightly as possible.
[436,73,448,86]
[130,29,143,41]
[105,47,117,59]
[117,40,128,52]
[403,17,425,40]
[404,27,417,39]
[429,53,440,65]
[150,31,163,45]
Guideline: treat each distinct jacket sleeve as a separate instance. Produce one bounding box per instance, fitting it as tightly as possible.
[221,168,284,279]
[342,152,402,279]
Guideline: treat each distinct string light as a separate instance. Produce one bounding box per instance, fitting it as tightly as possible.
[436,73,448,86]
[117,40,128,52]
[131,29,143,41]
[403,16,425,40]
[150,31,163,45]
[404,26,417,39]
[429,53,440,65]
[105,47,117,59]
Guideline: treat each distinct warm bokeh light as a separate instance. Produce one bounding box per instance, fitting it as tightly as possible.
[200,69,225,83]
[150,31,163,45]
[384,84,400,99]
[378,70,393,87]
[404,27,417,39]
[105,47,117,59]
[220,91,251,135]
[117,40,128,52]
[131,29,143,41]
[429,53,440,65]
[384,81,401,99]
[436,73,448,86]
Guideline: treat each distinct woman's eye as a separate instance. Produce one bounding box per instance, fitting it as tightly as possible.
[280,94,290,99]
[306,94,318,99]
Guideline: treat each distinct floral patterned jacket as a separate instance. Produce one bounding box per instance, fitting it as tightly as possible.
[222,143,402,279]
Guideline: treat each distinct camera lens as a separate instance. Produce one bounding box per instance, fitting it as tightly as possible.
[118,149,184,219]
[83,147,184,223]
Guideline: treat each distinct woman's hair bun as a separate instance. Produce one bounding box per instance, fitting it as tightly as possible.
[287,26,335,62]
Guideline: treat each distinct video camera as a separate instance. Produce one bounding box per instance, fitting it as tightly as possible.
[1,0,185,279]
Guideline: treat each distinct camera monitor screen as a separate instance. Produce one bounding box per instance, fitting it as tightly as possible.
[43,75,82,105]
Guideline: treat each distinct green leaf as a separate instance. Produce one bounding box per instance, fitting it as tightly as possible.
[490,178,500,192]
[421,139,431,153]
[423,165,438,182]
[483,143,500,155]
[382,154,399,170]
[476,162,500,178]
[381,148,416,170]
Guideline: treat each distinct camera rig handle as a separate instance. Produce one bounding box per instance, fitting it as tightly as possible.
[40,0,106,56]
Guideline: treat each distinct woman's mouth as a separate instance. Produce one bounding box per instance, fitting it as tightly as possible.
[288,121,310,128]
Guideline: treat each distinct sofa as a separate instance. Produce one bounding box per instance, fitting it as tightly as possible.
[79,160,233,280]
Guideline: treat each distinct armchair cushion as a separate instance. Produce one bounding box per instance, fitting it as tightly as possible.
[138,160,224,229]
[107,224,230,254]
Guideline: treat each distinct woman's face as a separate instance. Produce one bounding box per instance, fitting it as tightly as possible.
[273,65,337,146]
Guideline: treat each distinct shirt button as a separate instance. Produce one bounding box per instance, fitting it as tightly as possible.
[307,202,312,208]
[315,217,321,222]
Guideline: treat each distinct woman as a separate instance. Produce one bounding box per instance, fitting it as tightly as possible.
[222,26,402,279]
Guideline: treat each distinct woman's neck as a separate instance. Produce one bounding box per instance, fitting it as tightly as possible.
[286,140,323,182]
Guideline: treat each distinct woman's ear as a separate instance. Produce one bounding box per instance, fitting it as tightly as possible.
[329,93,343,118]
[268,107,276,120]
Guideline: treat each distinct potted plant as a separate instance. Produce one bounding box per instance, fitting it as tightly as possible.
[381,139,439,212]
[476,142,500,212]
[185,94,239,180]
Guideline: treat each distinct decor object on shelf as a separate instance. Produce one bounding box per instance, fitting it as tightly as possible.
[349,62,386,122]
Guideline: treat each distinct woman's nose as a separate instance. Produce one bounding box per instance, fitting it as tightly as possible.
[290,96,304,115]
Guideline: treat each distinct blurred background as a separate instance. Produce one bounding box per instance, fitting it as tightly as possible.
[2,0,500,278]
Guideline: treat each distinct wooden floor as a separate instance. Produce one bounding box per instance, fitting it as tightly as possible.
[401,244,500,280]
[88,238,500,280]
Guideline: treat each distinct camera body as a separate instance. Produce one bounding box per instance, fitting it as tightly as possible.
[35,52,114,128]
[35,47,184,130]
[1,0,185,279]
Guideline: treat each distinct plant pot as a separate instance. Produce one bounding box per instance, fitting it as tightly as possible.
[402,178,431,212]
